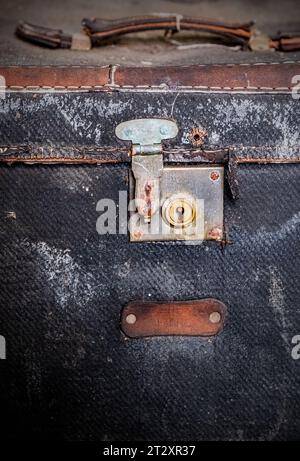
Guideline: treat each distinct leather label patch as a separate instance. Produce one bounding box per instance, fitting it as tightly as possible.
[121,299,227,338]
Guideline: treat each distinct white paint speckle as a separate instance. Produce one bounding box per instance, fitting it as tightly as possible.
[24,241,96,309]
[269,266,289,348]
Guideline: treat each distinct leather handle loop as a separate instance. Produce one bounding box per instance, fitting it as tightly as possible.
[15,18,300,52]
[83,15,253,47]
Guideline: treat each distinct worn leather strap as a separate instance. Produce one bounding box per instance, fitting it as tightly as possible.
[15,18,300,51]
[271,32,300,51]
[83,15,253,47]
[16,16,253,49]
[16,22,72,49]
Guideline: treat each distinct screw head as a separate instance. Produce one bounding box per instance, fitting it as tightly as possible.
[126,314,137,325]
[210,171,220,182]
[209,312,221,324]
[124,128,132,137]
[160,126,168,136]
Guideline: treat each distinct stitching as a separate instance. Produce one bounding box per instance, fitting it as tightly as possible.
[0,147,128,153]
[5,84,294,91]
[1,154,299,159]
[1,145,300,153]
[2,61,300,69]
[1,65,110,69]
[3,60,299,92]
[0,157,122,164]
[1,157,299,164]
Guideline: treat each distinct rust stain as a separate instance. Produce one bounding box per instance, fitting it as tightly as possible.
[208,227,223,240]
[133,230,144,240]
[210,171,220,181]
[143,181,153,220]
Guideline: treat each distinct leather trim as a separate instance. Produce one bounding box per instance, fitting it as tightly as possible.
[0,145,299,165]
[0,63,299,93]
[112,63,299,91]
[0,66,110,88]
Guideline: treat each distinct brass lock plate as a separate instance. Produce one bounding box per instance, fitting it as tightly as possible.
[129,165,224,242]
[116,118,224,243]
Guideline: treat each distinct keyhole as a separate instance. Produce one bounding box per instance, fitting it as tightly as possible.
[176,206,185,222]
[162,194,196,228]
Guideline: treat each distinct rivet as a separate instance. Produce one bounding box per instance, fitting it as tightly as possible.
[209,312,221,324]
[210,171,220,181]
[124,128,132,137]
[160,126,168,135]
[126,314,137,325]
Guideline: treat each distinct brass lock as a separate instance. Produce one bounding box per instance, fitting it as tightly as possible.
[116,118,224,242]
[162,193,197,228]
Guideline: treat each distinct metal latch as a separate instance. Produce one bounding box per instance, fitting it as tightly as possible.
[116,118,224,243]
[116,119,178,224]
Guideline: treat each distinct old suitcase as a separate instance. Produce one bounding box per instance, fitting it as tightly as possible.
[0,0,300,441]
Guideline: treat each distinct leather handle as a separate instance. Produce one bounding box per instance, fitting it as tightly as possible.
[16,22,72,49]
[271,33,300,51]
[15,16,253,50]
[83,15,253,47]
[15,18,300,51]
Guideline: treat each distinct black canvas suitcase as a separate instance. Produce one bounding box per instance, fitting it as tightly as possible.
[0,0,300,441]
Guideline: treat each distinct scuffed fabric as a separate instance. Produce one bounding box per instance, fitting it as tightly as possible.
[0,163,299,440]
[0,92,299,161]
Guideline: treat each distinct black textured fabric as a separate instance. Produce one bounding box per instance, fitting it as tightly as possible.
[0,93,299,161]
[0,163,299,440]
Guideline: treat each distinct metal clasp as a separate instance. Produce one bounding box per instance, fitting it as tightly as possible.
[116,118,224,243]
[116,119,178,223]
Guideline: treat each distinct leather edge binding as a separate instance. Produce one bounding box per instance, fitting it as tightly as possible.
[0,63,299,93]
